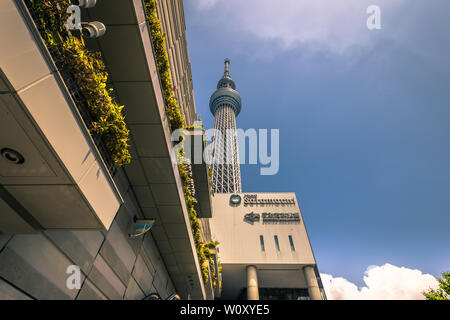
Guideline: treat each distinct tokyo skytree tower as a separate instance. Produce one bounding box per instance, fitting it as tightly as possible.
[209,59,242,193]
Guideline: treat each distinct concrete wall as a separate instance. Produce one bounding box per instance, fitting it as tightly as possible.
[0,185,175,300]
[210,193,316,265]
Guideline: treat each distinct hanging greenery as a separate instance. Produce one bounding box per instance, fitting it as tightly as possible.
[177,150,219,288]
[204,240,221,289]
[143,0,221,288]
[24,0,131,166]
[143,0,185,131]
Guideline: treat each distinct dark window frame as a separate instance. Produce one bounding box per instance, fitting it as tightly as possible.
[288,235,295,251]
[274,235,280,251]
[260,235,265,251]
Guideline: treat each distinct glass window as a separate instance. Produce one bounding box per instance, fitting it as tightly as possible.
[260,235,265,251]
[289,235,295,251]
[274,235,280,251]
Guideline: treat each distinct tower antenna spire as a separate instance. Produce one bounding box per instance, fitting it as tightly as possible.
[224,58,230,76]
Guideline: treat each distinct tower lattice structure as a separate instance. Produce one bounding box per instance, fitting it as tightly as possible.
[209,59,242,193]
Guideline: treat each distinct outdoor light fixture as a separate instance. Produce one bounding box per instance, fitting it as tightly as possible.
[77,0,97,8]
[1,148,25,165]
[66,0,105,37]
[81,21,106,38]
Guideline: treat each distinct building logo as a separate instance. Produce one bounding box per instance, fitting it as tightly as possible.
[244,194,295,206]
[230,194,242,206]
[244,212,260,225]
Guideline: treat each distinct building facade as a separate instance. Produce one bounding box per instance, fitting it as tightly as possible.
[0,0,213,300]
[210,193,326,300]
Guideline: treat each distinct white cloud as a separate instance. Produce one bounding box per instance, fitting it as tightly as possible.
[195,0,218,10]
[321,263,440,300]
[192,0,406,54]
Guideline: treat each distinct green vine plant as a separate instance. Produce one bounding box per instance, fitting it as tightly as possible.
[204,240,221,289]
[176,148,219,288]
[144,0,185,131]
[185,114,214,196]
[24,0,131,166]
[144,0,220,287]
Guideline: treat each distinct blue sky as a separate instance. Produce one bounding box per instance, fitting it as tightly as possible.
[182,0,450,289]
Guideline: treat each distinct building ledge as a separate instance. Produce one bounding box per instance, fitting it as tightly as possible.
[184,129,214,219]
[83,0,208,299]
[0,2,123,233]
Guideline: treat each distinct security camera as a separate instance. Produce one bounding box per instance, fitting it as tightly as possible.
[77,0,97,8]
[81,21,106,38]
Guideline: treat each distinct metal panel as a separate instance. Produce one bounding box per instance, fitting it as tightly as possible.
[17,75,97,183]
[88,255,126,300]
[0,197,34,234]
[84,0,146,25]
[131,124,168,158]
[77,279,108,300]
[0,93,68,185]
[133,186,156,208]
[45,230,104,274]
[132,253,155,295]
[0,278,32,300]
[124,160,148,186]
[158,205,185,224]
[0,0,51,91]
[116,82,161,125]
[97,25,151,82]
[124,276,144,300]
[141,157,174,183]
[78,160,121,230]
[0,234,84,300]
[6,185,100,229]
